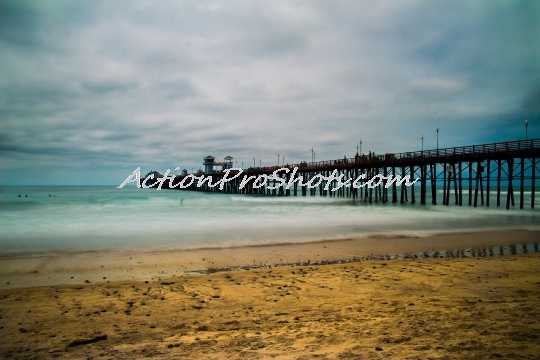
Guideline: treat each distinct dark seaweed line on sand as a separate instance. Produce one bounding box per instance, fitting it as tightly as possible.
[200,242,539,274]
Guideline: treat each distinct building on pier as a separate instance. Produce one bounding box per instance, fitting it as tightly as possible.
[203,155,234,174]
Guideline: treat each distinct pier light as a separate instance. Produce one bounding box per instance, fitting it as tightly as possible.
[421,134,424,152]
[359,139,362,155]
[525,119,529,140]
[278,153,280,166]
[435,126,439,151]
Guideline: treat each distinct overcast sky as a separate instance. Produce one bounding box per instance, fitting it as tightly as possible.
[1,0,539,185]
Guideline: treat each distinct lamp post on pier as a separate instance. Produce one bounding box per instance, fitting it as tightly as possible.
[254,158,255,167]
[435,126,439,153]
[311,148,313,163]
[278,153,280,166]
[525,119,529,140]
[359,139,362,155]
[421,134,424,152]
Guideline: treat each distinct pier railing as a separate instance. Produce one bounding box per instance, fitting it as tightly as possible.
[240,138,540,173]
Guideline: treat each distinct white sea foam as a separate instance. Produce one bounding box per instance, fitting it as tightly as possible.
[1,185,538,253]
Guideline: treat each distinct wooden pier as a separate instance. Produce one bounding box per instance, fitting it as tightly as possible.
[158,138,540,209]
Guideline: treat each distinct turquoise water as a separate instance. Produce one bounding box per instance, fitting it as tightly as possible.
[1,185,539,253]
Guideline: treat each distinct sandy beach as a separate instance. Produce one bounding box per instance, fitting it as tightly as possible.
[1,229,540,359]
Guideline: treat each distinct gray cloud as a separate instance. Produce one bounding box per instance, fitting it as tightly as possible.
[1,0,539,185]
[523,86,540,113]
[81,79,139,94]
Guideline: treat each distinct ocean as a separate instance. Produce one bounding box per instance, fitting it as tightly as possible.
[1,185,539,254]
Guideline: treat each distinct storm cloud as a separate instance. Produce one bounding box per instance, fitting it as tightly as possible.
[1,0,539,184]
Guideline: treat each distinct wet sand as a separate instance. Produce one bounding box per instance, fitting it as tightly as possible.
[1,229,539,289]
[1,229,540,359]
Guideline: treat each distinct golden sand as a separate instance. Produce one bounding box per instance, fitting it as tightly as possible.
[1,230,539,359]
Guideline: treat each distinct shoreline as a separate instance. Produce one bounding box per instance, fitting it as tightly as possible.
[3,225,540,258]
[1,228,539,289]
